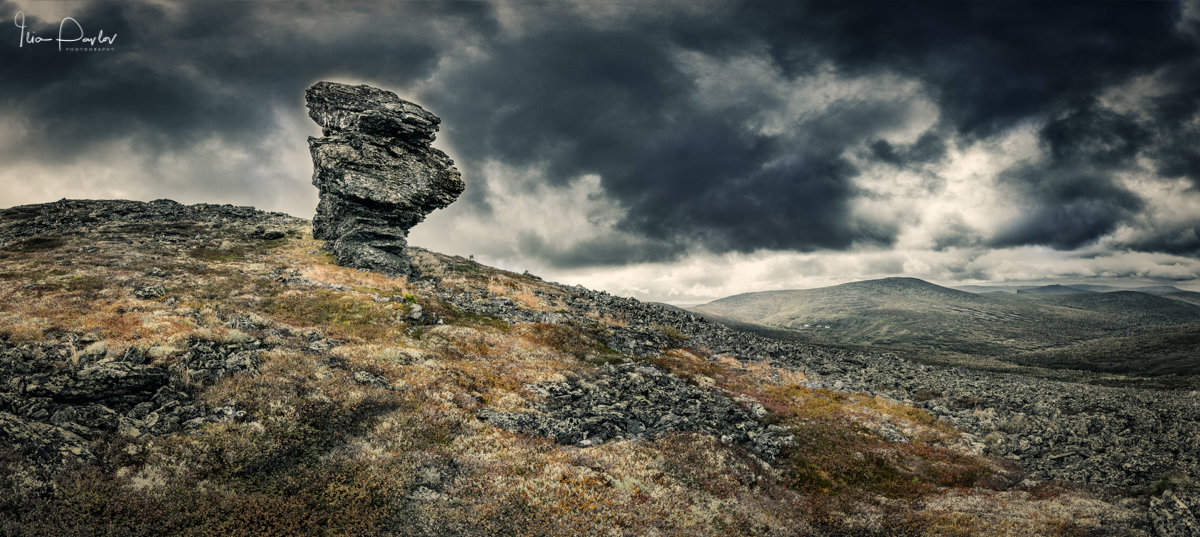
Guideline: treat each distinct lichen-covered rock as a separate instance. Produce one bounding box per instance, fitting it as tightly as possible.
[1150,490,1200,537]
[478,362,796,460]
[305,81,465,275]
[0,336,261,467]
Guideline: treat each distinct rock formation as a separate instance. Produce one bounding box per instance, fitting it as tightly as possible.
[305,81,464,275]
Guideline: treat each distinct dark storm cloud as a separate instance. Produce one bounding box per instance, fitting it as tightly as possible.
[993,165,1144,250]
[422,1,1196,264]
[1041,102,1149,167]
[4,0,1199,267]
[421,13,930,261]
[991,101,1148,249]
[1144,59,1200,188]
[774,1,1184,138]
[1123,224,1200,256]
[869,132,948,167]
[1,1,490,160]
[759,0,1196,254]
[515,230,685,269]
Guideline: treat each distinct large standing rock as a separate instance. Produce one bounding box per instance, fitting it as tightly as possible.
[305,81,465,275]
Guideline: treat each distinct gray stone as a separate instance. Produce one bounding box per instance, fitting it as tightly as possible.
[478,362,795,460]
[305,81,464,275]
[352,370,390,388]
[1149,490,1200,537]
[0,336,261,468]
[134,285,167,299]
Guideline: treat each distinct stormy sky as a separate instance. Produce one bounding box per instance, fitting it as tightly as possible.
[3,0,1200,302]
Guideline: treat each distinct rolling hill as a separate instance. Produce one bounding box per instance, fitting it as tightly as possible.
[693,277,1200,382]
[1165,290,1200,306]
[1015,284,1093,295]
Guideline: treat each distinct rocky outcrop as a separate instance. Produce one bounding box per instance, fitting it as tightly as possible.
[0,198,298,250]
[306,81,464,275]
[479,362,795,460]
[0,337,260,467]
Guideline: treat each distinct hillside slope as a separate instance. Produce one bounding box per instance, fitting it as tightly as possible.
[0,200,1196,536]
[694,278,1200,382]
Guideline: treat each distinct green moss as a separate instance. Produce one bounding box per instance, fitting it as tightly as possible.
[63,274,110,293]
[651,323,689,341]
[779,420,988,500]
[0,267,69,281]
[186,269,282,301]
[260,289,402,340]
[516,322,622,361]
[435,300,510,332]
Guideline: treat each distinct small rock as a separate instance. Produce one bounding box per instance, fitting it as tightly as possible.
[134,285,167,300]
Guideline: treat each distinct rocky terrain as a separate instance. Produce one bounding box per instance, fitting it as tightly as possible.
[421,250,1200,536]
[440,269,1200,491]
[478,361,797,460]
[307,81,464,275]
[0,198,1193,535]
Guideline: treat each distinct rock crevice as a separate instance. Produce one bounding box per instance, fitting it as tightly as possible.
[306,81,464,275]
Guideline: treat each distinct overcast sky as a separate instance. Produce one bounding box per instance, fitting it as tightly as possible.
[4,0,1200,302]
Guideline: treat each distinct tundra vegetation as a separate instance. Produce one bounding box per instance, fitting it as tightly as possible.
[0,202,1155,536]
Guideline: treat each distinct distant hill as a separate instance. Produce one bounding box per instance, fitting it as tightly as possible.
[1026,291,1200,323]
[1164,291,1200,307]
[1009,325,1200,377]
[954,284,1020,294]
[1016,284,1093,295]
[693,278,1200,380]
[1131,285,1186,294]
[957,283,1192,296]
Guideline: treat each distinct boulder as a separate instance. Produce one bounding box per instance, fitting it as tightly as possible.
[305,81,465,275]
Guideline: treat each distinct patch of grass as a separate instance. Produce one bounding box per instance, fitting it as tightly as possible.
[3,236,65,252]
[4,460,401,537]
[648,349,723,382]
[446,260,483,275]
[912,389,942,403]
[189,245,248,262]
[432,300,510,332]
[260,289,405,341]
[185,268,283,301]
[516,322,613,360]
[63,274,110,294]
[652,323,689,341]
